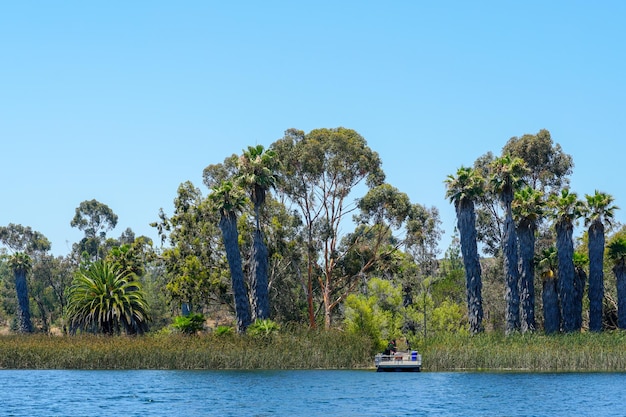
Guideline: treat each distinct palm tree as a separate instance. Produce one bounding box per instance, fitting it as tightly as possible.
[209,180,251,333]
[607,237,626,329]
[66,261,150,334]
[445,166,485,334]
[513,186,544,333]
[237,145,278,320]
[584,191,618,332]
[490,155,528,334]
[537,247,559,334]
[8,252,33,333]
[549,188,584,332]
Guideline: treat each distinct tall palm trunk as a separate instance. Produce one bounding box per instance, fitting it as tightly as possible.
[542,275,560,334]
[503,199,520,334]
[219,212,251,333]
[556,221,576,332]
[614,260,626,329]
[457,200,483,334]
[517,220,536,333]
[250,227,270,320]
[588,222,605,331]
[14,268,33,333]
[573,263,586,330]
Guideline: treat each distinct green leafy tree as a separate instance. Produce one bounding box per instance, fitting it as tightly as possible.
[607,237,626,329]
[67,261,150,335]
[152,182,229,316]
[513,186,545,333]
[271,127,385,328]
[445,166,485,334]
[70,199,118,261]
[584,190,618,331]
[237,144,278,320]
[490,155,529,334]
[549,188,584,332]
[502,129,574,194]
[209,180,251,333]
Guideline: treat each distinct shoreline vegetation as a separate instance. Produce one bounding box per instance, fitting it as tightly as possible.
[2,330,626,372]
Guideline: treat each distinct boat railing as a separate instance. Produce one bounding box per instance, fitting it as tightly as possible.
[375,351,422,366]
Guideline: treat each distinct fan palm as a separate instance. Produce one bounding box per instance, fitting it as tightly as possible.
[237,145,278,320]
[491,155,528,334]
[584,191,618,331]
[513,186,544,333]
[209,180,251,332]
[8,252,33,333]
[66,261,149,335]
[445,166,485,334]
[549,188,584,332]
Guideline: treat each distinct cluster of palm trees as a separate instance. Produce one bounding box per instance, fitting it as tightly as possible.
[208,145,278,333]
[446,154,619,335]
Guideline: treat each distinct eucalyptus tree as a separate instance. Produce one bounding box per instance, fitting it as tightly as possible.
[512,186,545,333]
[549,188,585,332]
[70,199,118,261]
[445,166,485,334]
[490,155,529,334]
[584,191,618,332]
[502,129,574,194]
[340,185,438,331]
[0,224,51,333]
[271,127,385,328]
[236,144,279,320]
[537,247,559,334]
[209,180,251,332]
[607,237,626,329]
[30,253,74,333]
[67,261,150,334]
[152,181,228,315]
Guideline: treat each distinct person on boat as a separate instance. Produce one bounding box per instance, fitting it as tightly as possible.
[383,339,397,355]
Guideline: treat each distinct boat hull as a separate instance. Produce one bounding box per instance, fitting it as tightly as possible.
[374,352,422,372]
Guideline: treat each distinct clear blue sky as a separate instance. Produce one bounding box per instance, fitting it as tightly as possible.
[1,1,625,256]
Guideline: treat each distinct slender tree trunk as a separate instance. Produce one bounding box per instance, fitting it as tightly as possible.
[542,277,560,334]
[518,221,536,333]
[614,263,626,329]
[503,203,520,334]
[219,212,251,333]
[588,223,605,331]
[556,222,577,332]
[250,229,270,320]
[573,266,586,330]
[14,269,33,333]
[457,200,483,334]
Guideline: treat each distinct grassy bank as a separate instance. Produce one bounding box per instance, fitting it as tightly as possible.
[0,329,374,370]
[3,330,626,371]
[420,331,626,372]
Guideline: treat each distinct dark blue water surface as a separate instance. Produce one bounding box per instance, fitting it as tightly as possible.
[1,370,624,416]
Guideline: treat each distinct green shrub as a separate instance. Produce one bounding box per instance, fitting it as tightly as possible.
[247,319,279,337]
[171,313,205,334]
[214,325,234,336]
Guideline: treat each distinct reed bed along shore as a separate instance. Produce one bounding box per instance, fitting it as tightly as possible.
[2,330,626,371]
[0,329,374,370]
[421,331,626,372]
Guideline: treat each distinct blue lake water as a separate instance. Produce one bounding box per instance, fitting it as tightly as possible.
[1,370,625,416]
